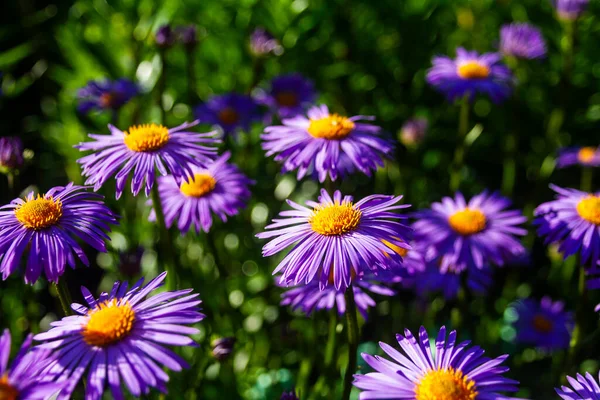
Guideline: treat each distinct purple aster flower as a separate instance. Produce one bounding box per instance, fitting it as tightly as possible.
[0,330,63,399]
[553,0,589,20]
[280,271,396,320]
[211,337,235,361]
[0,136,24,170]
[77,79,139,114]
[0,183,117,284]
[262,104,394,182]
[257,189,411,292]
[76,120,219,199]
[534,185,600,267]
[34,272,204,399]
[249,28,283,56]
[556,371,600,399]
[399,117,428,147]
[557,146,600,168]
[177,25,197,48]
[500,23,547,60]
[426,47,513,103]
[413,191,527,273]
[353,326,520,399]
[280,391,299,400]
[149,151,253,234]
[194,93,262,136]
[155,24,175,48]
[509,296,573,350]
[255,73,317,119]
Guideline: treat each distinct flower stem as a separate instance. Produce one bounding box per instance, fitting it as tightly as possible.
[450,96,470,192]
[567,265,587,373]
[186,49,197,105]
[324,310,338,369]
[581,167,593,193]
[341,288,359,400]
[158,49,167,124]
[54,278,72,316]
[151,183,178,290]
[501,131,517,196]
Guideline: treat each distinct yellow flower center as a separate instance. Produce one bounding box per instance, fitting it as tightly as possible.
[576,196,600,225]
[124,124,169,152]
[457,61,490,80]
[448,208,487,235]
[310,202,362,236]
[307,114,355,140]
[578,147,597,163]
[532,314,554,333]
[99,93,114,108]
[0,375,18,400]
[382,238,409,257]
[415,368,478,400]
[83,300,135,347]
[275,91,299,107]
[15,195,63,230]
[218,108,240,125]
[180,173,217,197]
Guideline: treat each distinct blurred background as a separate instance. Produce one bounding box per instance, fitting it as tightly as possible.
[1,0,599,398]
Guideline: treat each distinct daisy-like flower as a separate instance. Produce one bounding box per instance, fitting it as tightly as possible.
[556,371,600,399]
[257,189,411,291]
[534,185,600,267]
[426,47,513,103]
[353,326,521,399]
[0,136,24,170]
[280,271,396,320]
[0,330,63,399]
[262,104,394,182]
[500,23,547,60]
[150,151,253,234]
[76,120,219,199]
[413,191,527,273]
[399,117,428,147]
[508,296,573,350]
[553,0,589,20]
[194,93,262,136]
[34,272,204,400]
[77,79,139,114]
[557,146,600,168]
[0,183,117,284]
[255,73,316,118]
[249,28,283,56]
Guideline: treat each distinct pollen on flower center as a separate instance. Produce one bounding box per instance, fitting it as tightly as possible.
[576,195,600,225]
[83,299,135,347]
[310,202,362,236]
[415,367,478,400]
[275,91,299,107]
[532,314,554,333]
[218,108,240,125]
[578,147,597,163]
[124,124,169,152]
[457,61,490,80]
[99,92,114,108]
[0,374,18,400]
[180,173,217,197]
[307,114,355,140]
[15,195,63,230]
[448,208,487,235]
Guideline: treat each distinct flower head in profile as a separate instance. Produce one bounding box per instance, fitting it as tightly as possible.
[500,23,547,60]
[557,146,600,168]
[255,73,316,118]
[262,104,394,182]
[77,78,139,114]
[0,330,62,399]
[509,296,573,350]
[556,371,600,399]
[76,121,219,199]
[399,117,428,147]
[353,326,521,399]
[257,189,411,291]
[553,0,589,20]
[534,185,600,267]
[249,28,283,56]
[280,271,396,320]
[195,93,262,136]
[0,136,24,171]
[413,191,527,273]
[34,272,204,400]
[150,151,253,234]
[426,47,513,103]
[0,183,117,284]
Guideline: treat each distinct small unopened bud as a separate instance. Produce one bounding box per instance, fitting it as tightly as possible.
[211,337,236,361]
[155,25,175,49]
[399,118,428,147]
